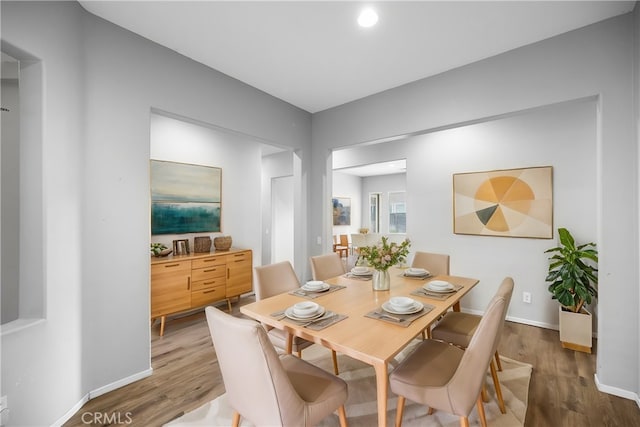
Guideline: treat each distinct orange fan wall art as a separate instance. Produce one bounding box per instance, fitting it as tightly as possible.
[453,166,553,238]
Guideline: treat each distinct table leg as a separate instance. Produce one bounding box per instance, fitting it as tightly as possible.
[285,332,293,354]
[374,362,389,427]
[452,301,461,312]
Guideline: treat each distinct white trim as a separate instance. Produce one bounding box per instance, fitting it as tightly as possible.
[51,368,153,426]
[89,368,153,399]
[51,394,89,427]
[0,318,45,336]
[595,373,640,406]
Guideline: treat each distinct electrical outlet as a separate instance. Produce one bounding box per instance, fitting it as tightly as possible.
[522,292,532,304]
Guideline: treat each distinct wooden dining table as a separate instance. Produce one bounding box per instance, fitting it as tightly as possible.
[240,267,479,427]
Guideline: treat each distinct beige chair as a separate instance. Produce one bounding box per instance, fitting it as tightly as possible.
[254,261,339,375]
[205,306,348,427]
[310,252,346,281]
[411,251,450,276]
[350,233,367,254]
[431,277,515,414]
[411,251,451,338]
[389,280,510,427]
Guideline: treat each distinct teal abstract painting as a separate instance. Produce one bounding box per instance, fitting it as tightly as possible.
[151,160,221,234]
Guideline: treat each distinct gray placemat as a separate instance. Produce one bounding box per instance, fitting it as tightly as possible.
[289,284,346,299]
[280,311,348,330]
[400,273,432,280]
[343,273,372,281]
[365,304,434,328]
[411,284,463,300]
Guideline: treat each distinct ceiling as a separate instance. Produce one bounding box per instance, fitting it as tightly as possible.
[78,1,635,114]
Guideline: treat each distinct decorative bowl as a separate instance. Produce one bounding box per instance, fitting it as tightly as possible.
[305,281,325,290]
[214,236,232,251]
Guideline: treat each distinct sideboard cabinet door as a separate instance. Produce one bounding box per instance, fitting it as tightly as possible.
[226,250,253,298]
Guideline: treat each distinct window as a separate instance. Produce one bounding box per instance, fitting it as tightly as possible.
[389,191,406,233]
[369,193,380,233]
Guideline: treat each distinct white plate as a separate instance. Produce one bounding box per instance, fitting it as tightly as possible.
[351,268,372,276]
[285,306,326,321]
[382,300,424,315]
[405,268,429,276]
[301,283,330,292]
[424,281,455,293]
[389,296,415,310]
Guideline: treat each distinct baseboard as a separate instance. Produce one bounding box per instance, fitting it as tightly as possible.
[51,394,89,427]
[89,368,153,399]
[595,373,640,407]
[52,368,153,426]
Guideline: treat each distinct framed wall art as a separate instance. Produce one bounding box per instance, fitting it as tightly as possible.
[332,197,351,226]
[453,166,553,239]
[150,160,222,235]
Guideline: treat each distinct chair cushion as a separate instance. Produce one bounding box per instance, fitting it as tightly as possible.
[431,311,481,348]
[280,354,348,426]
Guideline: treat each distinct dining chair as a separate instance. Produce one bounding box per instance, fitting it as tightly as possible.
[411,251,450,276]
[254,261,339,375]
[310,252,346,281]
[333,235,349,258]
[205,306,348,427]
[350,233,367,255]
[411,251,451,338]
[389,283,509,427]
[430,277,515,414]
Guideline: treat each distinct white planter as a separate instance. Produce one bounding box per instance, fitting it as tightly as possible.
[558,306,592,353]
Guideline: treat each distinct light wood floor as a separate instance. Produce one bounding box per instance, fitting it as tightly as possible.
[64,296,640,426]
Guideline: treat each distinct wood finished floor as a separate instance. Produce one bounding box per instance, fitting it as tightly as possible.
[64,296,640,426]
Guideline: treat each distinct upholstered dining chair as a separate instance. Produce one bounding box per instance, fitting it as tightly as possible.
[205,306,348,427]
[430,277,515,414]
[310,252,346,281]
[411,251,450,276]
[254,261,339,375]
[411,251,451,338]
[389,282,509,427]
[333,235,349,258]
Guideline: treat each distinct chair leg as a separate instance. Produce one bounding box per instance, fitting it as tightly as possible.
[427,407,435,415]
[160,316,166,337]
[337,405,348,427]
[494,350,503,371]
[332,350,340,375]
[476,394,488,427]
[297,349,303,358]
[481,383,489,402]
[232,411,241,427]
[459,416,470,427]
[395,396,406,427]
[490,359,506,414]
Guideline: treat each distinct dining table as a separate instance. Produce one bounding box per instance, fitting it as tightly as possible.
[240,266,479,427]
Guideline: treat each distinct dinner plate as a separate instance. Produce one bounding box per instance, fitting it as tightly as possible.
[405,268,429,277]
[285,306,326,321]
[424,281,455,293]
[301,283,330,292]
[351,268,372,276]
[382,300,424,315]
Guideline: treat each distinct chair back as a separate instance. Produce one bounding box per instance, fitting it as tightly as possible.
[254,261,299,300]
[350,233,367,252]
[339,234,349,246]
[491,277,515,353]
[310,253,346,281]
[411,251,450,275]
[446,284,510,415]
[205,306,305,425]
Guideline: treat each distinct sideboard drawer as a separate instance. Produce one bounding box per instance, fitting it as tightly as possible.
[191,286,225,307]
[192,264,226,282]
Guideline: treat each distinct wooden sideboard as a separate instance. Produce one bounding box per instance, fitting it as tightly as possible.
[151,248,253,336]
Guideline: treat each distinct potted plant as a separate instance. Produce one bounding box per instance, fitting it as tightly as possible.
[545,227,598,353]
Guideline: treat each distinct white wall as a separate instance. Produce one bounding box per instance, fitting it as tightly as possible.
[406,100,596,330]
[312,14,638,400]
[150,113,262,261]
[0,2,311,425]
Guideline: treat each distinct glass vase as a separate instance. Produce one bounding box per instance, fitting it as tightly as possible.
[372,269,391,291]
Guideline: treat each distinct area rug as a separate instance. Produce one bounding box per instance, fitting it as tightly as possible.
[166,340,532,427]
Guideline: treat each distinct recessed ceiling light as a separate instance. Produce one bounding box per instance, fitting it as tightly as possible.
[358,8,378,28]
